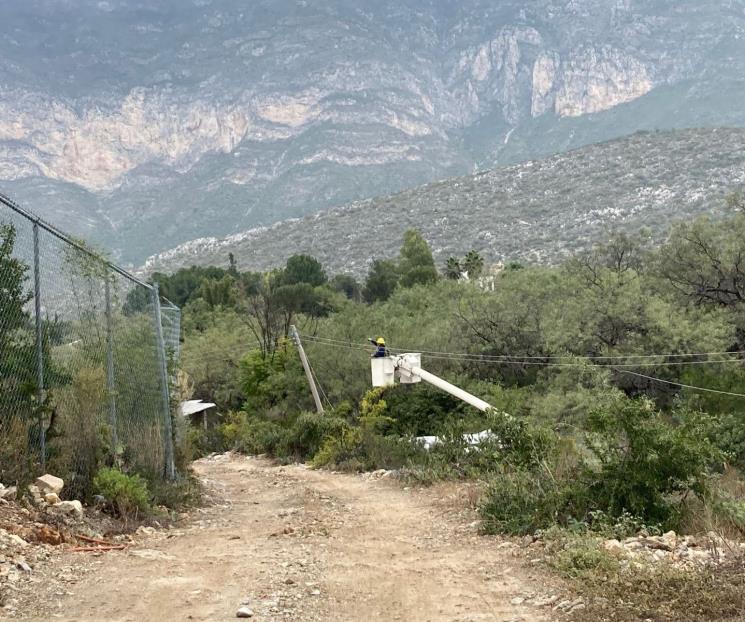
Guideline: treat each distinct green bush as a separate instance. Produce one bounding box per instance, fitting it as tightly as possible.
[222,407,361,464]
[220,411,289,456]
[485,410,556,469]
[584,399,723,528]
[313,427,364,469]
[239,346,311,419]
[543,531,620,580]
[479,470,574,535]
[480,399,724,536]
[282,412,349,462]
[149,474,204,512]
[383,384,466,436]
[311,389,424,471]
[93,467,151,519]
[183,426,225,460]
[583,509,662,540]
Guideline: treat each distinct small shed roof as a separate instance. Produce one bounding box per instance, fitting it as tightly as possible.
[180,400,217,417]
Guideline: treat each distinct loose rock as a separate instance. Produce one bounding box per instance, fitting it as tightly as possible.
[53,500,84,520]
[35,474,64,495]
[44,493,60,505]
[136,526,156,536]
[236,606,254,618]
[16,560,32,573]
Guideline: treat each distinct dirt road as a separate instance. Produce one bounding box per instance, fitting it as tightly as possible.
[22,455,551,622]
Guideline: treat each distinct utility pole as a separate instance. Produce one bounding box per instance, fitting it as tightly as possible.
[290,325,324,414]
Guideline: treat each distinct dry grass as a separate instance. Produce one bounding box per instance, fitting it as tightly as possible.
[544,532,745,622]
[569,560,745,622]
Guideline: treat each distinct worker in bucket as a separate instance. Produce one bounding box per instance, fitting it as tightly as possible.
[368,336,388,358]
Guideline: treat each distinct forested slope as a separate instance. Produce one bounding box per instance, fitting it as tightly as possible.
[145,128,745,276]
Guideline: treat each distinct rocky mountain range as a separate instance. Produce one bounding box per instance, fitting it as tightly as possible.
[1,1,745,264]
[143,128,745,277]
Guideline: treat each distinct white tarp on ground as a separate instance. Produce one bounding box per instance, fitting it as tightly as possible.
[415,429,496,451]
[180,400,217,417]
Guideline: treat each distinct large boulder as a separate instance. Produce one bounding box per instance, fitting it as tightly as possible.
[35,474,64,495]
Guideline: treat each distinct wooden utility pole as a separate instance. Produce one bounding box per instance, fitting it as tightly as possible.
[290,325,324,414]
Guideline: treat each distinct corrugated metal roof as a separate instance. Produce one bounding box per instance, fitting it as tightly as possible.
[180,400,217,417]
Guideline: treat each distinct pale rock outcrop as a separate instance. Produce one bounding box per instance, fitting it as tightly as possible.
[531,47,653,118]
[553,47,653,117]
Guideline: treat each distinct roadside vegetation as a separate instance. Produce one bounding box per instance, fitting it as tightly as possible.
[159,198,745,619]
[0,223,202,524]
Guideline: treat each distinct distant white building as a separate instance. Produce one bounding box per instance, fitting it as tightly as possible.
[460,262,504,292]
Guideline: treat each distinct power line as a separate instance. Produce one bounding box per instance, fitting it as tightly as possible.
[300,335,745,368]
[301,334,745,362]
[301,336,745,398]
[615,369,745,398]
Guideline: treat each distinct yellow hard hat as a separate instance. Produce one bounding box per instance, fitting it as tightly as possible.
[376,337,386,346]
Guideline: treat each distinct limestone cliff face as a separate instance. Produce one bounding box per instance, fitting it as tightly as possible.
[532,47,653,118]
[0,90,251,191]
[0,0,742,262]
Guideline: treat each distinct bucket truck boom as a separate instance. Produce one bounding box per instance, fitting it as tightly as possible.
[371,353,493,412]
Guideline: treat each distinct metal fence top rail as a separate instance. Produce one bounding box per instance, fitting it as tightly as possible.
[0,191,155,292]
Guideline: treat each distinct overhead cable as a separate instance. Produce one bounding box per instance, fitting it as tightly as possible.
[615,369,745,398]
[301,334,745,361]
[300,335,745,368]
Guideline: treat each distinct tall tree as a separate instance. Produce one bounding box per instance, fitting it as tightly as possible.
[0,222,35,387]
[228,252,239,276]
[200,275,237,308]
[656,215,745,308]
[330,274,362,302]
[0,223,38,482]
[282,255,327,287]
[398,229,438,288]
[363,259,399,303]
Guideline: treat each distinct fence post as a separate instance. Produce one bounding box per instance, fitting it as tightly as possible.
[152,283,176,480]
[33,222,46,471]
[105,279,118,455]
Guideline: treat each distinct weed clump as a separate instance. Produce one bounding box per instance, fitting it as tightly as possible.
[93,467,151,519]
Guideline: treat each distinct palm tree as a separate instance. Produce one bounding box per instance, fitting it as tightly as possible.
[444,256,462,280]
[463,250,484,279]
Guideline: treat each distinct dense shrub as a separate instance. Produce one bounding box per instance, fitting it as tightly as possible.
[479,397,725,535]
[240,345,312,419]
[383,384,466,436]
[220,411,289,456]
[312,427,421,472]
[183,426,226,460]
[480,470,564,535]
[583,399,722,528]
[93,467,151,519]
[313,389,423,470]
[282,412,349,462]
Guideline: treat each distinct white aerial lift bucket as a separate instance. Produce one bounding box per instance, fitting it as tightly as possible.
[371,357,396,387]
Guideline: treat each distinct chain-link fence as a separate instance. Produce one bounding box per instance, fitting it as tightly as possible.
[0,193,180,496]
